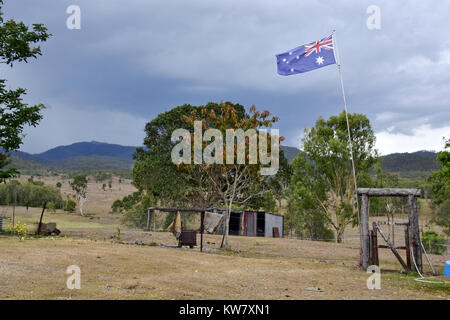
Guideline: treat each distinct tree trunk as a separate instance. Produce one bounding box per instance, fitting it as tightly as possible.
[336,228,344,243]
[78,197,84,216]
[222,173,238,249]
[12,189,16,227]
[222,196,234,248]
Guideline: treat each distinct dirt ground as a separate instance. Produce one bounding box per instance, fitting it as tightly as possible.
[0,227,449,299]
[0,175,448,300]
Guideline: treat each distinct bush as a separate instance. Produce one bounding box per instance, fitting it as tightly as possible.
[120,193,154,228]
[421,230,447,255]
[111,199,123,213]
[64,199,77,213]
[111,191,142,214]
[47,201,56,212]
[8,221,27,239]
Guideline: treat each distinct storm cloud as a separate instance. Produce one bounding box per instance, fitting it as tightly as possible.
[2,0,449,154]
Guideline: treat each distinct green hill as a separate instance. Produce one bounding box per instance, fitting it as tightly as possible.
[52,155,133,172]
[380,151,439,179]
[5,155,56,176]
[280,146,301,163]
[5,154,133,175]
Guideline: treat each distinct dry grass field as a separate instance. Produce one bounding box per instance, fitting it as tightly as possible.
[37,174,138,215]
[0,175,449,300]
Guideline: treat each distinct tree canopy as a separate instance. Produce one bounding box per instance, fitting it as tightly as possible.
[0,0,51,181]
[288,111,377,242]
[133,102,247,207]
[133,102,282,247]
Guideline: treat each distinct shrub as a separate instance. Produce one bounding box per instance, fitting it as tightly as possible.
[8,221,27,239]
[421,230,446,255]
[64,199,77,213]
[120,193,153,228]
[47,201,56,212]
[111,199,123,213]
[116,227,121,243]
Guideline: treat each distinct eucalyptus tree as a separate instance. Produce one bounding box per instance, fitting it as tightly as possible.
[289,111,377,242]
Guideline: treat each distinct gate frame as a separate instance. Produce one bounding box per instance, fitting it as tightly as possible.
[357,188,423,272]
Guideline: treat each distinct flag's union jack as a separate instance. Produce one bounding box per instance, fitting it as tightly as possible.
[276,33,336,75]
[304,34,334,57]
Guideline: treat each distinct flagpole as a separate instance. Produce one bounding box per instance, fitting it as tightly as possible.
[332,30,362,252]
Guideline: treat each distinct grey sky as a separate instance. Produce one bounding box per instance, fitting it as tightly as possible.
[3,0,450,154]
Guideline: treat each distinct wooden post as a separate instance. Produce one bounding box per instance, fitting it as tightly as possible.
[374,222,408,270]
[37,201,47,235]
[408,195,422,273]
[361,194,370,270]
[405,225,411,271]
[370,223,379,266]
[146,208,152,231]
[200,211,205,252]
[369,229,374,265]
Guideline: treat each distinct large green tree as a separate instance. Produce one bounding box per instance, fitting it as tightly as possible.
[429,138,450,236]
[180,103,280,248]
[133,102,281,248]
[133,102,247,208]
[246,150,291,212]
[0,0,51,181]
[288,111,377,242]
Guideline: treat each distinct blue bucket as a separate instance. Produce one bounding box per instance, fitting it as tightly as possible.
[444,261,450,277]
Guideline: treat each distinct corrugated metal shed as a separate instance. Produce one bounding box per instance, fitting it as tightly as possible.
[264,213,283,237]
[211,209,283,238]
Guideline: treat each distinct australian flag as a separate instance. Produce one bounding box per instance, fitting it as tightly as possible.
[276,33,336,75]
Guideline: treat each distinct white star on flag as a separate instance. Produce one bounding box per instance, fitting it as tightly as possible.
[316,56,324,65]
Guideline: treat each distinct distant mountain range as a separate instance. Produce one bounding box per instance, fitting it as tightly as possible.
[7,141,137,174]
[4,141,441,179]
[12,141,136,162]
[380,150,440,179]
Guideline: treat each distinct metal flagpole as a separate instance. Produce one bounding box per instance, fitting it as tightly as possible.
[332,30,362,254]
